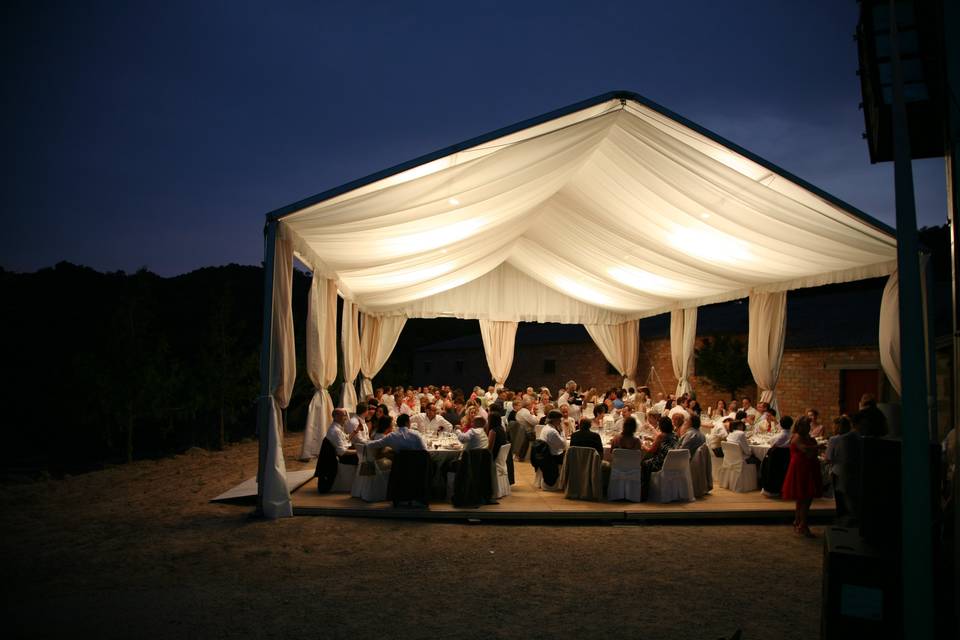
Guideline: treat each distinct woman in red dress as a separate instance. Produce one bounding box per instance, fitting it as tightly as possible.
[781,415,822,537]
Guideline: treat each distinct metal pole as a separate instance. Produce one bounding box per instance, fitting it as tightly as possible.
[254,220,278,517]
[888,2,934,637]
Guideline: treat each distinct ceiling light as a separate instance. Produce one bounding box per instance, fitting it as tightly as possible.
[448,197,460,206]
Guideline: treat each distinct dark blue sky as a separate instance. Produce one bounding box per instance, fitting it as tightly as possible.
[2,0,948,276]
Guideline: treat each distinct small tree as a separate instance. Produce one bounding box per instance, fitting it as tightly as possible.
[694,334,754,399]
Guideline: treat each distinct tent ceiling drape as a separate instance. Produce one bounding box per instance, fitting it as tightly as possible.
[280,95,896,324]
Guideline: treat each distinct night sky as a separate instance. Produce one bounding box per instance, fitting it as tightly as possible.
[2,0,948,276]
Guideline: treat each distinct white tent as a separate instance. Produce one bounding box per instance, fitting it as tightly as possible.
[253,91,898,518]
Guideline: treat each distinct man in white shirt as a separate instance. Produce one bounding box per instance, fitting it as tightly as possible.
[538,410,567,458]
[457,416,489,450]
[740,397,760,418]
[325,409,359,462]
[707,416,731,455]
[640,410,660,438]
[410,404,453,435]
[726,420,761,471]
[769,416,793,448]
[514,398,540,460]
[669,397,690,420]
[650,393,667,414]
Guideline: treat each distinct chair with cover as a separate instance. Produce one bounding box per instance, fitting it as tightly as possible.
[690,444,713,498]
[451,448,493,507]
[530,440,562,491]
[720,441,759,492]
[352,443,390,502]
[559,446,602,500]
[387,449,432,506]
[759,446,790,496]
[649,449,696,503]
[607,448,643,502]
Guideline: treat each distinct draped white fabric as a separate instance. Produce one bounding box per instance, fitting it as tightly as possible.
[359,314,407,399]
[263,228,295,518]
[340,299,361,412]
[747,291,787,411]
[281,98,896,323]
[479,319,518,386]
[670,307,698,397]
[584,321,639,389]
[878,269,901,396]
[300,277,338,460]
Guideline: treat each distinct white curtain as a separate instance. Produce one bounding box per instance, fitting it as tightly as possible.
[262,225,295,519]
[670,307,697,397]
[585,320,639,389]
[878,269,901,396]
[478,319,518,387]
[747,291,787,411]
[359,313,407,399]
[878,258,930,399]
[300,276,338,460]
[340,298,361,412]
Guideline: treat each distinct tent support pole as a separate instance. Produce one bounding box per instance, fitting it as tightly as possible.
[888,4,934,637]
[255,220,278,517]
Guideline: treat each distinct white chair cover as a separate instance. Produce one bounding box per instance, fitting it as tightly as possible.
[352,443,390,502]
[608,448,643,502]
[720,441,759,492]
[331,459,356,493]
[494,443,511,498]
[650,449,695,503]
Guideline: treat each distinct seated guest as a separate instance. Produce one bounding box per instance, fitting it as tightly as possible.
[486,410,509,457]
[671,411,686,436]
[806,408,825,439]
[641,416,680,498]
[324,408,360,465]
[770,416,794,448]
[707,416,732,456]
[727,420,762,471]
[650,393,667,414]
[640,410,660,438]
[457,416,489,450]
[559,404,576,438]
[591,402,608,431]
[570,418,604,460]
[613,404,634,432]
[538,410,567,465]
[364,413,427,455]
[740,397,760,418]
[756,407,778,433]
[679,414,706,458]
[610,416,642,450]
[370,415,393,440]
[613,389,626,410]
[411,403,453,435]
[515,398,540,460]
[442,399,462,426]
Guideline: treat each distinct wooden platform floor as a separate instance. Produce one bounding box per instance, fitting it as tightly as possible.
[292,461,835,523]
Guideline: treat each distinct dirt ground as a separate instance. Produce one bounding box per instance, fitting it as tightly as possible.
[1,435,825,639]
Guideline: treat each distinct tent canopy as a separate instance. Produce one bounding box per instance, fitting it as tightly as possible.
[275,91,896,324]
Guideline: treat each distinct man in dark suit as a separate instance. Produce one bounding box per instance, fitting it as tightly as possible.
[570,418,603,460]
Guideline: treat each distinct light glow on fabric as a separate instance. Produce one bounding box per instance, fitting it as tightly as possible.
[556,276,611,307]
[607,266,672,295]
[383,218,486,253]
[669,227,751,263]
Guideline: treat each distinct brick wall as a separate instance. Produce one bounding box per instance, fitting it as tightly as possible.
[412,336,886,422]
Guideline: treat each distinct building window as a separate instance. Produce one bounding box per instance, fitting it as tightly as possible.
[606,363,618,375]
[543,359,556,374]
[455,360,464,374]
[423,361,432,375]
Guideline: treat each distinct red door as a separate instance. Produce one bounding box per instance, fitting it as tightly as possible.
[841,369,879,415]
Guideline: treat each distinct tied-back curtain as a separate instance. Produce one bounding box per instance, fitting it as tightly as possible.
[879,258,930,399]
[359,314,407,399]
[262,225,295,518]
[747,291,787,411]
[478,319,518,387]
[340,299,361,412]
[585,320,639,390]
[670,307,697,397]
[300,276,338,460]
[879,269,901,396]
